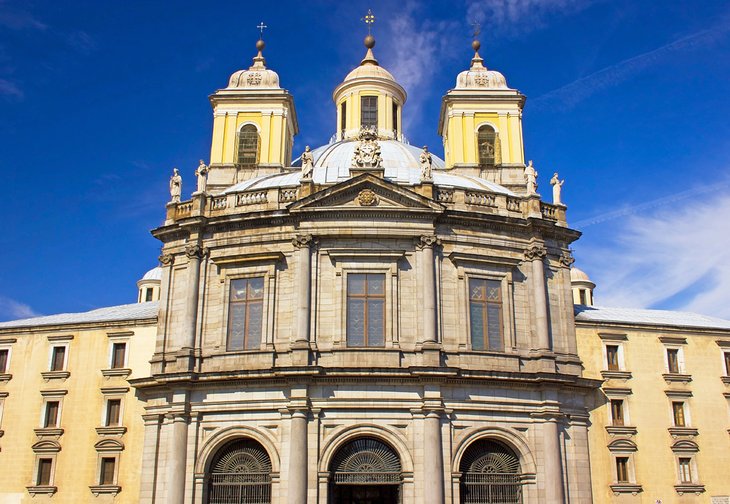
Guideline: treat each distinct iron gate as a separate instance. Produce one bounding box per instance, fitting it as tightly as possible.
[206,439,272,504]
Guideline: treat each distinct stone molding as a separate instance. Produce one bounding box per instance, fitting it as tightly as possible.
[185,244,209,260]
[524,244,547,261]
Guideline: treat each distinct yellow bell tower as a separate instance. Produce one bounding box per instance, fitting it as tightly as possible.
[438,38,526,190]
[207,37,298,190]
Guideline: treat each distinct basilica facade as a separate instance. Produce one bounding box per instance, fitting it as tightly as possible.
[1,28,729,504]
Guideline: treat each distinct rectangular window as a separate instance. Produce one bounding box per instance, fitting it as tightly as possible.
[615,457,629,483]
[44,401,59,428]
[106,399,121,427]
[346,273,385,347]
[361,96,378,128]
[678,458,692,483]
[724,352,730,376]
[50,346,66,371]
[111,343,126,369]
[610,399,625,426]
[227,277,264,351]
[672,401,686,427]
[145,288,154,302]
[99,457,116,485]
[606,345,620,371]
[0,349,8,373]
[469,278,503,351]
[392,103,398,133]
[340,102,347,133]
[667,348,680,373]
[37,458,53,485]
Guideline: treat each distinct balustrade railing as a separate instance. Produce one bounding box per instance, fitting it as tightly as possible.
[236,191,268,207]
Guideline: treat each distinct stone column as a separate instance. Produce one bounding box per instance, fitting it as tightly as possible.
[418,235,440,344]
[542,416,565,503]
[288,410,308,504]
[139,414,163,504]
[292,235,313,344]
[165,413,189,504]
[182,244,206,350]
[525,244,550,350]
[423,411,444,504]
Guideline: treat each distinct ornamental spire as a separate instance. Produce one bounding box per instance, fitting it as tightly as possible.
[469,20,485,70]
[251,22,268,69]
[360,9,379,66]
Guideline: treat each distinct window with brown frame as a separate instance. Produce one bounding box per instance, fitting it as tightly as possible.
[111,342,126,369]
[44,401,59,428]
[106,399,121,427]
[392,102,398,133]
[37,458,53,485]
[0,349,7,373]
[606,345,620,371]
[236,125,259,167]
[724,352,730,376]
[340,102,347,134]
[610,399,625,426]
[469,278,503,351]
[50,346,66,371]
[145,288,154,302]
[227,277,264,351]
[346,273,385,347]
[477,125,496,166]
[615,457,629,483]
[667,348,680,373]
[99,457,116,485]
[678,457,692,483]
[361,96,378,128]
[672,401,686,427]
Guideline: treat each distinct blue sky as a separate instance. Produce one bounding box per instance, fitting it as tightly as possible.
[1,0,730,321]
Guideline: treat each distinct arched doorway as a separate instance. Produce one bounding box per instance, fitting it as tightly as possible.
[459,439,522,504]
[206,438,272,504]
[329,437,402,504]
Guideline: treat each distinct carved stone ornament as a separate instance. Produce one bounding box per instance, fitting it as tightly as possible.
[559,251,575,267]
[246,72,262,86]
[418,235,441,249]
[292,234,314,249]
[158,253,175,266]
[351,127,383,170]
[185,244,208,259]
[524,244,547,261]
[357,188,379,206]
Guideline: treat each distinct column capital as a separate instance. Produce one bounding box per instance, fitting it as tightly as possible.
[185,244,208,259]
[292,234,314,249]
[524,244,547,261]
[165,411,191,423]
[417,235,441,249]
[158,253,175,266]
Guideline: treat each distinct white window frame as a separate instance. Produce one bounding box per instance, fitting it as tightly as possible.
[602,343,626,371]
[108,341,128,369]
[223,273,269,352]
[609,397,630,426]
[48,344,69,372]
[0,345,12,374]
[96,454,120,485]
[34,456,56,486]
[0,392,7,434]
[664,346,686,374]
[613,454,635,484]
[40,398,63,429]
[676,456,697,484]
[102,396,124,427]
[670,400,691,427]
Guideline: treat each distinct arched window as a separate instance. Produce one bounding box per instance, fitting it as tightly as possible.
[207,438,272,504]
[477,125,497,167]
[329,437,401,503]
[460,440,522,504]
[237,125,259,167]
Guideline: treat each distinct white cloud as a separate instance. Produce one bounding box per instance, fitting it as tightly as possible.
[580,191,730,319]
[0,296,40,321]
[0,3,47,31]
[466,0,595,38]
[0,78,22,100]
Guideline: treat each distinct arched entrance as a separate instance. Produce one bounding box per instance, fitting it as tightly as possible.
[459,440,522,504]
[206,438,272,504]
[329,437,402,504]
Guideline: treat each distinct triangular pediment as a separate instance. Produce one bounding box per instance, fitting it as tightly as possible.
[289,174,444,214]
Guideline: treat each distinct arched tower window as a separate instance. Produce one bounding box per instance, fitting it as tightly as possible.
[460,439,522,504]
[478,125,497,167]
[329,437,401,503]
[237,125,259,168]
[206,438,272,504]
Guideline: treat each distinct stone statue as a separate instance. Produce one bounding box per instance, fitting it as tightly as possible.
[195,160,208,193]
[550,172,565,205]
[169,168,182,203]
[419,145,433,181]
[525,160,538,195]
[301,145,314,180]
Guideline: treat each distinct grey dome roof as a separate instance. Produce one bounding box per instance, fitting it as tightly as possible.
[224,140,513,195]
[140,266,162,282]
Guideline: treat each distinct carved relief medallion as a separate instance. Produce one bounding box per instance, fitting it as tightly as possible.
[246,72,262,86]
[357,189,379,206]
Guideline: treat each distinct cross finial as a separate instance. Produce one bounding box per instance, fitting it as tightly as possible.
[257,21,268,39]
[471,20,481,39]
[362,9,375,34]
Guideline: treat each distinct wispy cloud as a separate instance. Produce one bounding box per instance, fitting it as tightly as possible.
[0,295,40,321]
[0,77,22,100]
[581,191,730,319]
[65,30,97,56]
[466,0,595,38]
[0,2,47,31]
[532,21,730,111]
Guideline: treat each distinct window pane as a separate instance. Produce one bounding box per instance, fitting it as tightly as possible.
[100,457,116,485]
[230,279,248,301]
[367,274,385,295]
[673,402,685,426]
[0,349,7,373]
[237,125,258,166]
[679,458,692,482]
[392,103,398,133]
[361,96,378,127]
[478,126,496,166]
[616,457,629,482]
[348,274,366,295]
[725,352,730,376]
[347,299,365,346]
[51,347,65,371]
[486,280,502,302]
[469,279,486,301]
[611,400,624,426]
[667,349,679,373]
[227,302,246,351]
[367,299,385,346]
[246,301,263,349]
[37,459,53,485]
[106,400,121,426]
[111,343,126,369]
[340,102,347,133]
[606,345,619,370]
[248,277,265,299]
[145,288,153,302]
[470,302,485,350]
[44,401,59,428]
